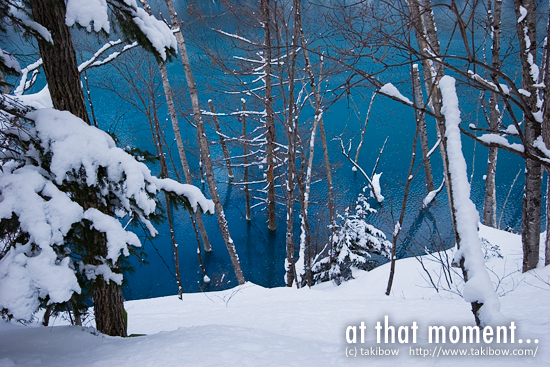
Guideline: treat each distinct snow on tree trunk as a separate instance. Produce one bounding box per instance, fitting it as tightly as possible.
[440,75,503,327]
[163,0,245,284]
[513,0,541,272]
[30,0,90,124]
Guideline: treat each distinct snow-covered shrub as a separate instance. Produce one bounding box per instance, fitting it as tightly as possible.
[311,192,391,285]
[0,103,213,321]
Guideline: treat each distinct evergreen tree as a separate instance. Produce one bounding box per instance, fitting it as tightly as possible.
[311,192,391,285]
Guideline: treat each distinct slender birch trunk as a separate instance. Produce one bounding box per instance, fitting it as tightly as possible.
[412,64,434,192]
[483,0,502,227]
[241,100,251,220]
[208,100,234,180]
[164,0,245,284]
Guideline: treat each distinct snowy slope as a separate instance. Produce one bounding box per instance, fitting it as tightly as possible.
[1,224,549,366]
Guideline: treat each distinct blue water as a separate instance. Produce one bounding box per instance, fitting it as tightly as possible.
[5,1,531,301]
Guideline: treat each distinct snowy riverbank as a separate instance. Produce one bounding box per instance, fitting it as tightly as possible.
[1,224,548,366]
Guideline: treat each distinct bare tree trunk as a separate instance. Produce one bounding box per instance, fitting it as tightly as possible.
[386,124,420,295]
[262,0,277,231]
[483,0,502,227]
[543,6,550,266]
[513,0,541,272]
[30,0,89,124]
[412,64,434,192]
[241,100,251,220]
[164,0,245,284]
[208,100,234,180]
[281,1,301,287]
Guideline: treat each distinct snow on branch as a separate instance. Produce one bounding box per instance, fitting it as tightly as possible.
[214,29,258,46]
[439,75,503,326]
[66,0,110,33]
[379,83,413,105]
[78,39,139,73]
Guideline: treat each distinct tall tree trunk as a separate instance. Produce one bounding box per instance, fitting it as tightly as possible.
[262,0,277,231]
[208,100,234,180]
[31,0,127,336]
[30,0,89,124]
[411,64,434,193]
[281,0,300,287]
[483,0,502,227]
[164,0,245,284]
[513,0,541,272]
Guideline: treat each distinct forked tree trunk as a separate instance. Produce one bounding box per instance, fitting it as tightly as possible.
[262,0,277,231]
[164,0,245,284]
[483,0,502,227]
[30,0,89,124]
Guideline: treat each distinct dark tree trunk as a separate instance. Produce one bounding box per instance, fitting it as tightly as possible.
[30,0,89,124]
[93,281,127,337]
[513,0,541,272]
[262,0,277,232]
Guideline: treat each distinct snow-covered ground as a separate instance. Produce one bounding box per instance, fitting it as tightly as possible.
[1,224,549,366]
